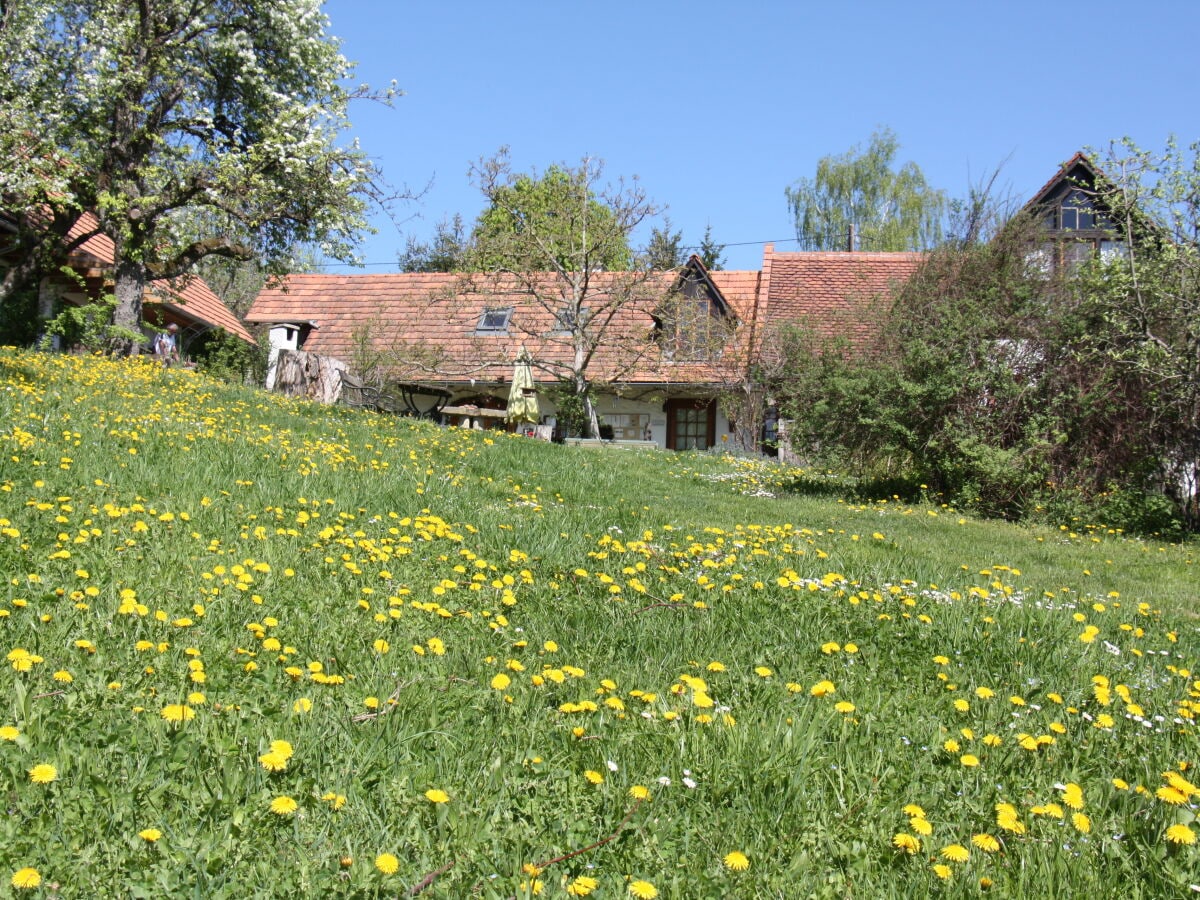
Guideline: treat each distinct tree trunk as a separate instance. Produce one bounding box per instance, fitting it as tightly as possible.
[584,392,601,440]
[111,256,147,356]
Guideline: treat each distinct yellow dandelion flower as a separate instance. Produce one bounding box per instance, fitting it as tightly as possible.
[0,726,19,741]
[375,852,399,874]
[1111,778,1129,791]
[628,880,658,899]
[258,751,289,772]
[28,763,57,784]
[892,832,921,854]
[292,697,312,713]
[11,868,40,889]
[971,833,1000,853]
[490,673,511,691]
[584,770,604,785]
[910,816,933,836]
[138,828,162,842]
[567,875,599,896]
[1166,824,1197,845]
[321,791,347,810]
[1157,785,1189,805]
[424,788,450,804]
[723,850,750,871]
[953,698,970,712]
[810,680,835,697]
[834,701,856,714]
[902,804,926,818]
[269,740,293,759]
[1072,812,1091,833]
[629,785,650,801]
[941,844,969,863]
[960,754,980,767]
[269,795,298,815]
[160,704,195,723]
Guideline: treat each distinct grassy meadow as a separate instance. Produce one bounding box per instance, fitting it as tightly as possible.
[1,347,1198,898]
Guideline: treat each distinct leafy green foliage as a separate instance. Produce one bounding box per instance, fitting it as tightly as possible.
[697,223,726,271]
[39,290,143,355]
[786,128,947,251]
[193,329,270,385]
[643,218,685,270]
[398,215,471,273]
[471,154,635,272]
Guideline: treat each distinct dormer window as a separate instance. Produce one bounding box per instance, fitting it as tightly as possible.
[475,307,513,335]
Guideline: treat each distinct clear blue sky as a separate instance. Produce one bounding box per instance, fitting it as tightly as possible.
[322,0,1196,272]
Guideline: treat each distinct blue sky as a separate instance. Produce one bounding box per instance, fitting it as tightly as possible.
[322,0,1196,272]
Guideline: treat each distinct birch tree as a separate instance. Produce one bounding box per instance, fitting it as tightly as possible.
[786,128,946,252]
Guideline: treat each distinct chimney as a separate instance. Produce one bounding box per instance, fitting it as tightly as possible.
[847,223,857,252]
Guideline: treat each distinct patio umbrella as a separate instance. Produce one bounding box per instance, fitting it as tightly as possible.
[505,348,540,425]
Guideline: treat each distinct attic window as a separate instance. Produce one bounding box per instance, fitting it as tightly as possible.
[476,307,513,335]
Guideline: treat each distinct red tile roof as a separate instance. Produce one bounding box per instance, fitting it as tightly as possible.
[246,249,924,386]
[64,214,255,343]
[247,268,756,387]
[758,249,923,351]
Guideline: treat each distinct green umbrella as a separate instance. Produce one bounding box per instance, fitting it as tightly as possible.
[505,348,540,425]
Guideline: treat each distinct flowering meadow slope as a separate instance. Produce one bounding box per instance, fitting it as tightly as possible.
[0,349,1197,897]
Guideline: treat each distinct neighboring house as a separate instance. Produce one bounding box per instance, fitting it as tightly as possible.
[246,247,919,451]
[19,212,255,350]
[1023,151,1133,271]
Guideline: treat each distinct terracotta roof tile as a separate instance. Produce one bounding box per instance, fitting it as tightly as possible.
[758,251,922,351]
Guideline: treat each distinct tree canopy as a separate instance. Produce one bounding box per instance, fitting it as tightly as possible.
[785,128,947,252]
[0,0,387,347]
[470,156,634,272]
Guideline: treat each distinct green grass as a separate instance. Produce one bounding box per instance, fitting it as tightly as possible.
[0,348,1197,897]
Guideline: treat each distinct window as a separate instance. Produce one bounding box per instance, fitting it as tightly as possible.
[1099,240,1129,261]
[657,295,729,361]
[475,307,513,335]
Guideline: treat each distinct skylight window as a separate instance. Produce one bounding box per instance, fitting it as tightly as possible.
[475,307,513,335]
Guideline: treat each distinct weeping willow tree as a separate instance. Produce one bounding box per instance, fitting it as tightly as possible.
[786,128,947,251]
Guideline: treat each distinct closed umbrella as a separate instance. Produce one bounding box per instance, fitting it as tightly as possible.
[505,348,540,425]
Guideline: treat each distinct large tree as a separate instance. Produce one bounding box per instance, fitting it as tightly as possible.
[461,150,660,438]
[786,128,947,251]
[470,155,634,273]
[0,0,386,349]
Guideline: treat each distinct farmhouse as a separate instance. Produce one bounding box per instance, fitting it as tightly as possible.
[245,245,921,451]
